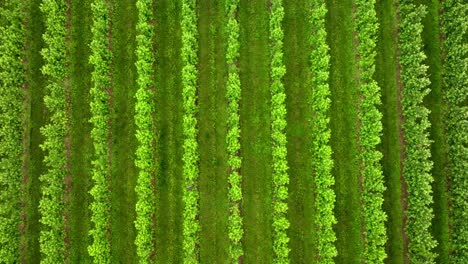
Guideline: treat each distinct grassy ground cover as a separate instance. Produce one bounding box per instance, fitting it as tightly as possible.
[325,0,362,262]
[374,1,404,263]
[238,0,273,262]
[283,0,316,262]
[110,0,138,262]
[24,0,46,262]
[197,0,230,262]
[153,0,184,262]
[69,0,93,262]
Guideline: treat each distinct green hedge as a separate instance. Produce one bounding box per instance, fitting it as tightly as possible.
[354,0,387,262]
[309,1,337,263]
[0,0,26,262]
[88,0,112,262]
[269,0,290,263]
[134,0,156,262]
[39,0,68,262]
[398,2,437,263]
[441,1,468,262]
[181,0,200,262]
[225,0,243,262]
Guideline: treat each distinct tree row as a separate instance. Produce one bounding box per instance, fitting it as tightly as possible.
[269,0,290,263]
[398,1,437,263]
[225,0,243,263]
[309,0,337,263]
[134,0,157,262]
[354,0,387,262]
[441,1,468,262]
[38,0,69,262]
[0,0,26,262]
[181,0,200,262]
[88,0,112,262]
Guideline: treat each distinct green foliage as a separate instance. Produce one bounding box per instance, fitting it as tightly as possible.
[134,0,156,263]
[309,1,337,262]
[441,1,468,263]
[181,0,200,262]
[398,2,437,263]
[38,0,68,262]
[225,0,243,262]
[88,0,111,262]
[269,0,290,263]
[0,0,25,262]
[354,0,387,262]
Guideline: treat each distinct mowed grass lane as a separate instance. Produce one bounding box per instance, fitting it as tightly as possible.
[110,0,138,262]
[239,0,273,261]
[326,0,362,262]
[284,0,316,262]
[414,1,449,262]
[25,0,46,262]
[69,0,93,262]
[375,1,404,263]
[197,0,230,262]
[154,0,184,262]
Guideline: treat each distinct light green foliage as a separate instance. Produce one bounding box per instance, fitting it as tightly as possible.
[309,1,337,262]
[39,0,68,262]
[0,0,25,262]
[134,0,156,263]
[181,0,200,262]
[398,1,437,263]
[354,0,387,262]
[225,0,243,262]
[269,0,290,263]
[88,0,111,262]
[441,1,468,263]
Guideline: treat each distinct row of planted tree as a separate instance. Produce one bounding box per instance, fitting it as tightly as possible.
[398,1,437,263]
[88,0,112,262]
[225,0,243,262]
[0,0,26,262]
[442,1,468,262]
[38,0,69,263]
[354,0,387,262]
